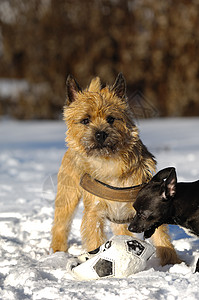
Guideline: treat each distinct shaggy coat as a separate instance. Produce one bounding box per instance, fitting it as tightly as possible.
[51,74,180,266]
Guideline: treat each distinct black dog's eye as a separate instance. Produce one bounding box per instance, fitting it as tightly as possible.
[137,212,147,220]
[81,118,90,125]
[107,116,115,125]
[147,215,155,221]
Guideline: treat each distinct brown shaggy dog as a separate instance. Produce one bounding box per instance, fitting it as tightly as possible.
[51,73,180,266]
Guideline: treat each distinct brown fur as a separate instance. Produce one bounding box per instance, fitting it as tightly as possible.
[51,74,180,266]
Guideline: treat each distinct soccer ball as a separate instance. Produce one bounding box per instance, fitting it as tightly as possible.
[68,235,155,280]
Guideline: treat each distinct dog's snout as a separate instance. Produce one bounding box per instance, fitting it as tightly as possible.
[128,223,136,232]
[95,131,108,144]
[128,223,133,232]
[128,222,144,233]
[128,215,144,233]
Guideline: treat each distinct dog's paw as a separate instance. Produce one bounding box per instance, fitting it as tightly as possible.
[50,241,68,253]
[156,246,182,266]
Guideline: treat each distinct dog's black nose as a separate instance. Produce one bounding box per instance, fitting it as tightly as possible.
[95,131,108,145]
[128,224,135,232]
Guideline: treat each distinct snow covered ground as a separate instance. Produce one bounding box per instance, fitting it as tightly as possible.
[0,117,199,300]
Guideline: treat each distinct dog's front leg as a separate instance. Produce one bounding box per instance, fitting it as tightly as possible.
[51,153,82,252]
[81,194,107,251]
[151,224,181,266]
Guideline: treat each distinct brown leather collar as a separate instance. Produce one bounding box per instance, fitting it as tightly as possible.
[80,173,146,202]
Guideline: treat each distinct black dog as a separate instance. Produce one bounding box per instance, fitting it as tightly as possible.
[128,167,199,272]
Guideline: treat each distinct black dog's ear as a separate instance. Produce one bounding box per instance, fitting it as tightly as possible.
[162,168,177,200]
[66,75,82,105]
[152,167,176,183]
[111,73,126,99]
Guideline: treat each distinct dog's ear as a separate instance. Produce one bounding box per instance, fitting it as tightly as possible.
[111,73,126,99]
[162,168,177,200]
[66,75,82,105]
[152,167,176,183]
[88,77,101,92]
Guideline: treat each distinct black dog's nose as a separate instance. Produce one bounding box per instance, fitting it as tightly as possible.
[95,131,108,145]
[128,224,135,232]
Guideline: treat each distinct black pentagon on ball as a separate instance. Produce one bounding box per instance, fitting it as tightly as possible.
[126,240,145,256]
[93,258,114,278]
[88,246,100,255]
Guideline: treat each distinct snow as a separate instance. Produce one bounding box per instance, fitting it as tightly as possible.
[0,117,199,299]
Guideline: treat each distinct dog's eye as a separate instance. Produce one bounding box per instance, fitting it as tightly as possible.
[107,116,115,125]
[147,215,155,221]
[81,118,90,125]
[138,213,146,220]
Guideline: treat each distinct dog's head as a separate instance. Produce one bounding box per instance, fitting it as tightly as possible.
[64,73,139,158]
[128,167,177,238]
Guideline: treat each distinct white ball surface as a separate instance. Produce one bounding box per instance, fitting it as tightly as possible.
[68,235,155,280]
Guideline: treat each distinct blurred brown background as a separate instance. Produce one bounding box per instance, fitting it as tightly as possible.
[0,0,199,119]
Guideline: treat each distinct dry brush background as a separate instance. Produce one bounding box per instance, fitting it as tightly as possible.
[0,0,199,119]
